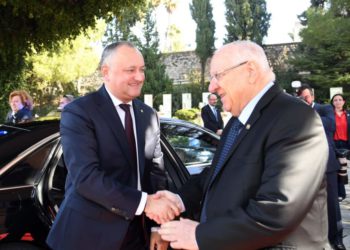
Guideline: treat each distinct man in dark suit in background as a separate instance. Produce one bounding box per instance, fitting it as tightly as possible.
[201,93,224,135]
[298,84,345,250]
[47,42,180,250]
[157,41,329,249]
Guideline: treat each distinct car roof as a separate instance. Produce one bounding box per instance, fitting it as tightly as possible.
[0,117,218,167]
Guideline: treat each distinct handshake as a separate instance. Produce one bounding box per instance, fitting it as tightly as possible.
[144,190,184,224]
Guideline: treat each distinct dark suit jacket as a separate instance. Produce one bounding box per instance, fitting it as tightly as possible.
[180,85,329,250]
[5,107,32,124]
[201,104,224,133]
[47,86,164,250]
[314,103,340,173]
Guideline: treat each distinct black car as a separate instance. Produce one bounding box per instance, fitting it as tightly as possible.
[0,118,219,249]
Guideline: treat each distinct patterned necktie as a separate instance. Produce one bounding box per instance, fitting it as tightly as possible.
[119,104,137,169]
[200,118,244,222]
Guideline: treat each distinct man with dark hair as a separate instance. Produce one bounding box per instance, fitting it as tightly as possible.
[47,41,180,250]
[201,93,224,135]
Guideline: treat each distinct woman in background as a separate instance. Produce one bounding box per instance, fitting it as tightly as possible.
[331,93,350,201]
[5,90,33,124]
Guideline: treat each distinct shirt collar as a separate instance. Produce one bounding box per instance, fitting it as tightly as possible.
[105,85,132,107]
[238,82,274,125]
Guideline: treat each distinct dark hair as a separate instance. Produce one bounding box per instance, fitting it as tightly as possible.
[63,94,75,102]
[297,84,313,97]
[98,41,136,70]
[330,93,346,110]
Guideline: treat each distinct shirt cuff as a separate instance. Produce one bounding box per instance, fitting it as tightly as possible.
[135,192,147,215]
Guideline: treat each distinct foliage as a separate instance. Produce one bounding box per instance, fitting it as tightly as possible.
[167,24,185,52]
[174,108,200,122]
[25,21,106,116]
[102,6,143,45]
[138,4,173,111]
[172,69,208,114]
[224,0,271,45]
[290,0,350,101]
[190,0,215,92]
[0,0,145,119]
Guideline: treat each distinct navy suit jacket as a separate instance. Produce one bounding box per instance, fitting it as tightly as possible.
[201,104,224,133]
[5,107,32,124]
[179,85,329,249]
[47,85,164,250]
[314,103,340,173]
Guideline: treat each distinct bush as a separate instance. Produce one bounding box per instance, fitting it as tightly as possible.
[174,108,200,122]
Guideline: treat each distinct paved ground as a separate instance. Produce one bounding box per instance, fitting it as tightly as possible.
[341,183,350,249]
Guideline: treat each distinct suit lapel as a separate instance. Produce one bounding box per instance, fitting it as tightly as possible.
[95,86,135,169]
[132,100,146,178]
[207,84,282,189]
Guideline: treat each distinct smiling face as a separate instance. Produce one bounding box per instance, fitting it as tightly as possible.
[208,47,252,117]
[208,42,273,117]
[101,45,145,103]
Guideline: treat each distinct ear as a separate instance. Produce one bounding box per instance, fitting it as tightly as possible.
[246,61,258,84]
[101,65,110,81]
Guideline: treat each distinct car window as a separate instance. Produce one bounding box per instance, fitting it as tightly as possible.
[0,139,59,187]
[161,122,219,175]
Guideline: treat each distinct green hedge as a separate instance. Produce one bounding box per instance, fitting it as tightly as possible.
[174,108,200,123]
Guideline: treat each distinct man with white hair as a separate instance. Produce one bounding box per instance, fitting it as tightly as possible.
[157,41,329,249]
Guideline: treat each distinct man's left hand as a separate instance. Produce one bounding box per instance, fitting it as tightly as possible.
[159,218,199,250]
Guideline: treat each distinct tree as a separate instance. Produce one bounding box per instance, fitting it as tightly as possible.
[102,6,144,45]
[162,0,178,51]
[0,0,145,119]
[224,0,271,45]
[290,0,350,101]
[138,4,173,111]
[298,0,323,25]
[190,0,215,92]
[22,20,106,116]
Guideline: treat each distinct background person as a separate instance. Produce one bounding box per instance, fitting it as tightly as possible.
[5,90,33,124]
[58,94,75,111]
[331,93,350,202]
[298,85,345,250]
[46,41,180,250]
[201,93,224,135]
[157,41,329,249]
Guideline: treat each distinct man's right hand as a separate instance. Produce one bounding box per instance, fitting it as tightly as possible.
[145,192,182,224]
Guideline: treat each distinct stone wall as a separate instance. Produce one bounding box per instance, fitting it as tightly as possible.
[161,42,298,84]
[79,42,298,90]
[161,51,203,84]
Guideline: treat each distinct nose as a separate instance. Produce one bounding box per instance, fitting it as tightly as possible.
[208,78,219,93]
[135,70,145,82]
